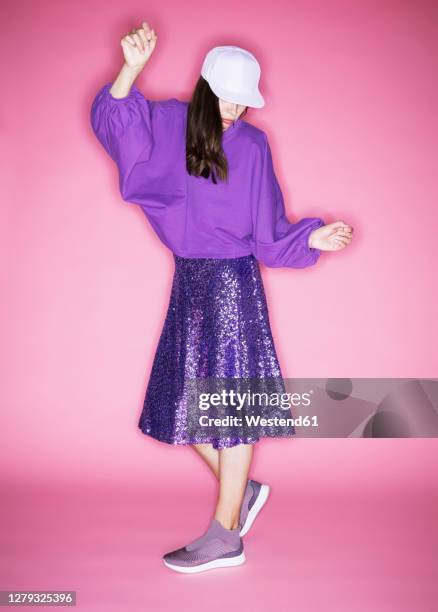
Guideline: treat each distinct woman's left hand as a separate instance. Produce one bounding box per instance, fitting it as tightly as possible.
[309,220,354,252]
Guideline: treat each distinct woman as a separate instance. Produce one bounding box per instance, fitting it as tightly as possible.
[90,22,353,574]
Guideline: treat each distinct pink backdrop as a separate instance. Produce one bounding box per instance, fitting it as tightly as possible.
[1,1,437,610]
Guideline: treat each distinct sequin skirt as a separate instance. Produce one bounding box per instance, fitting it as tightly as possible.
[138,253,296,449]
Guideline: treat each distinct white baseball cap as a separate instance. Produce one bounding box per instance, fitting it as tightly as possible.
[201,45,265,108]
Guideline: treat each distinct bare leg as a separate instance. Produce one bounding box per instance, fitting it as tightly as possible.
[214,444,254,529]
[191,442,254,529]
[192,443,219,478]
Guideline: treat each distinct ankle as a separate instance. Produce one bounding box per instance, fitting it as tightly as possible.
[214,514,240,530]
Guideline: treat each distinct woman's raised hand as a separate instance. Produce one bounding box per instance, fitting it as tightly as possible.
[121,21,158,69]
[309,221,354,252]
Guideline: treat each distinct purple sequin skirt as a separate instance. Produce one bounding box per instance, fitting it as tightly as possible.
[138,253,296,449]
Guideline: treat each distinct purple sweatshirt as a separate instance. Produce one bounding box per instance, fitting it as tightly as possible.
[90,82,325,267]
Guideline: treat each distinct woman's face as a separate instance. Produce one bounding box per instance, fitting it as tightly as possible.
[218,97,247,130]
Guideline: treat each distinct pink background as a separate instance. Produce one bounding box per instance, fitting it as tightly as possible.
[1,0,438,610]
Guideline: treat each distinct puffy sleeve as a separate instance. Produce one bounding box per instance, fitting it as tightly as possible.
[90,82,163,201]
[249,135,325,268]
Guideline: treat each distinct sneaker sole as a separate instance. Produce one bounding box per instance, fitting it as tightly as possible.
[163,551,246,574]
[239,484,270,537]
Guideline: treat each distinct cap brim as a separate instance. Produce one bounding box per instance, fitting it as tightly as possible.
[209,82,265,108]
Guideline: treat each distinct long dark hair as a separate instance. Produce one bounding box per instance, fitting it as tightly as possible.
[186,76,248,184]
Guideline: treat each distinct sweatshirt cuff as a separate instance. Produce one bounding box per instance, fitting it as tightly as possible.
[306,218,325,261]
[103,82,141,103]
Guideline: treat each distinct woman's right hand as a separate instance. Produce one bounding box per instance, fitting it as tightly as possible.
[120,21,158,69]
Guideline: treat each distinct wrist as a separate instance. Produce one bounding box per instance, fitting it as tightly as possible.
[122,62,147,78]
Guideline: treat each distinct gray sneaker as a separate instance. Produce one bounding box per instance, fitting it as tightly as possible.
[239,479,270,536]
[162,518,245,573]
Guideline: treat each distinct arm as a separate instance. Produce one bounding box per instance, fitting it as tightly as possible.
[90,22,162,201]
[109,62,144,99]
[90,77,159,199]
[249,135,325,268]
